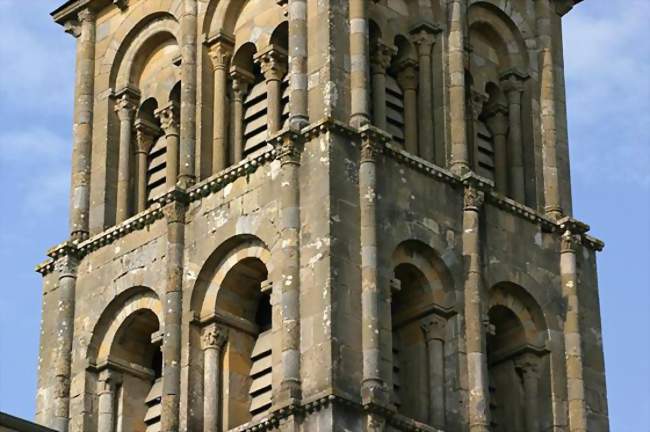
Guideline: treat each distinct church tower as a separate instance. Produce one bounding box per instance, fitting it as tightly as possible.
[35,0,609,431]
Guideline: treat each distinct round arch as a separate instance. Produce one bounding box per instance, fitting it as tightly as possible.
[87,287,163,365]
[190,235,272,319]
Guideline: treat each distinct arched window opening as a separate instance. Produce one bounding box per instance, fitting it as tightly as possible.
[210,256,273,429]
[108,309,162,432]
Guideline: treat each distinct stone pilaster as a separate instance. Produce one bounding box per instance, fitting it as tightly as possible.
[485,103,509,195]
[500,69,528,203]
[207,35,233,174]
[410,23,439,164]
[255,46,288,134]
[449,0,470,175]
[396,59,418,154]
[421,315,447,429]
[113,88,139,224]
[358,126,392,421]
[370,41,396,131]
[462,175,490,432]
[349,0,370,127]
[67,8,96,241]
[97,369,121,432]
[559,217,589,432]
[229,67,254,163]
[178,0,197,188]
[156,103,180,190]
[201,324,228,432]
[271,129,303,407]
[161,195,187,432]
[288,0,308,128]
[515,353,541,432]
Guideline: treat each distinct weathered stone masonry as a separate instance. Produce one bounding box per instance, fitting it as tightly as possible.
[35,1,609,431]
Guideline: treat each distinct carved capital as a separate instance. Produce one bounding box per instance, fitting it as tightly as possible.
[255,46,288,81]
[272,130,303,166]
[409,23,440,57]
[162,199,186,224]
[54,374,70,399]
[470,89,489,121]
[114,88,139,122]
[484,103,509,136]
[560,229,581,253]
[359,125,391,163]
[464,186,485,211]
[395,59,418,91]
[207,35,234,71]
[370,41,396,74]
[500,69,528,96]
[54,254,79,278]
[155,103,179,136]
[515,352,540,380]
[134,119,160,154]
[230,66,255,99]
[201,324,228,351]
[421,315,446,342]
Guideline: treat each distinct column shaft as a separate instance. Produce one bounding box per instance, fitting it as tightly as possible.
[202,325,227,432]
[157,105,180,190]
[501,75,526,202]
[370,42,394,131]
[161,201,186,432]
[411,27,436,162]
[288,0,308,127]
[230,68,253,163]
[397,62,418,153]
[276,132,302,404]
[69,10,95,241]
[349,0,370,127]
[53,255,78,432]
[97,371,119,432]
[178,0,197,187]
[256,47,287,135]
[422,317,446,429]
[449,0,470,174]
[560,228,588,432]
[208,39,232,173]
[486,108,509,195]
[115,95,136,224]
[135,123,156,213]
[462,184,490,432]
[523,370,540,431]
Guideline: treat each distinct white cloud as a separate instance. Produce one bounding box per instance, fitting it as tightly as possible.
[564,1,650,188]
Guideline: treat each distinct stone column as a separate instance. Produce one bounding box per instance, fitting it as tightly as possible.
[97,369,121,432]
[52,251,79,432]
[67,9,96,241]
[201,324,228,432]
[178,0,197,187]
[161,198,186,432]
[540,47,563,220]
[449,0,470,174]
[288,0,308,128]
[229,67,254,163]
[273,130,303,405]
[515,353,541,432]
[370,41,395,130]
[114,91,138,224]
[396,60,418,154]
[255,46,288,134]
[134,120,158,213]
[485,103,509,195]
[462,178,490,432]
[156,103,180,190]
[410,24,438,163]
[421,315,446,430]
[500,71,527,203]
[207,35,233,174]
[349,0,370,127]
[469,90,488,172]
[559,218,588,432]
[359,127,391,417]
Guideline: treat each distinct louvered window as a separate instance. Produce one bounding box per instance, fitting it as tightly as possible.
[386,75,406,147]
[242,77,289,158]
[249,329,273,418]
[144,378,162,432]
[476,121,496,182]
[147,136,167,202]
[392,344,402,410]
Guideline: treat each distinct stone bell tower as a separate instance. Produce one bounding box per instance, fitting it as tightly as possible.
[35,0,609,431]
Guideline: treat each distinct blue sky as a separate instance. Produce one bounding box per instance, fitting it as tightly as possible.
[0,1,648,430]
